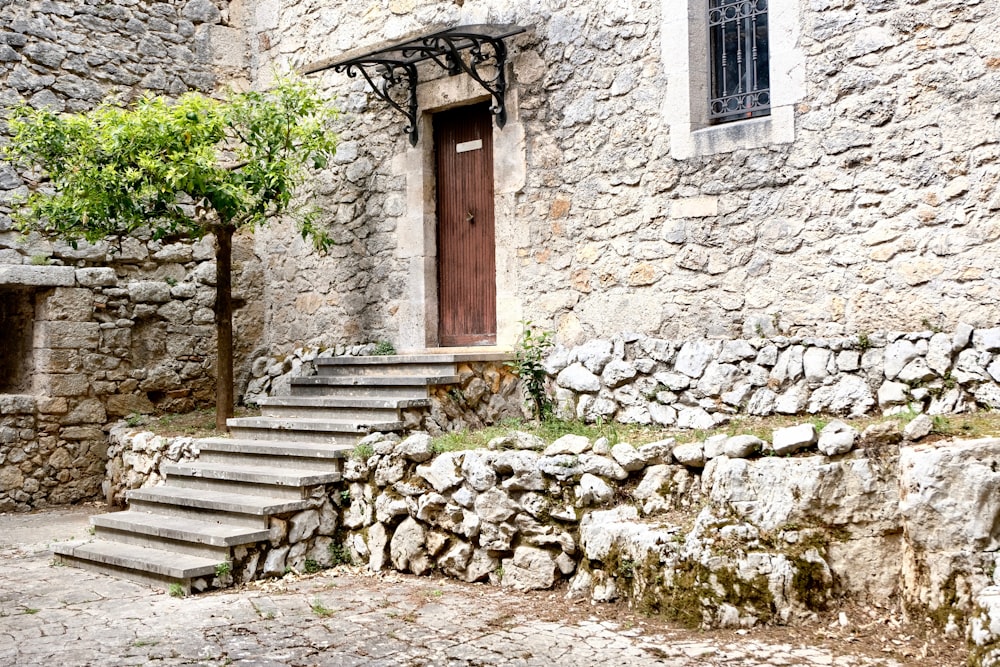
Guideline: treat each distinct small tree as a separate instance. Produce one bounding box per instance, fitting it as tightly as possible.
[4,78,338,430]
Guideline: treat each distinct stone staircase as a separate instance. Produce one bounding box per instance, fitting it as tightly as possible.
[55,352,507,593]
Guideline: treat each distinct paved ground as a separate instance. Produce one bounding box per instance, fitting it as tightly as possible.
[0,506,965,666]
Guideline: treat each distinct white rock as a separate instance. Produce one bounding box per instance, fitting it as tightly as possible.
[638,438,675,464]
[461,451,497,491]
[877,380,910,407]
[416,452,464,493]
[903,414,933,441]
[488,431,545,451]
[703,434,728,459]
[576,473,614,505]
[723,435,764,459]
[677,407,715,430]
[771,423,817,455]
[602,359,637,388]
[674,340,720,378]
[672,441,705,468]
[574,339,614,374]
[473,487,518,523]
[610,443,645,471]
[973,328,1000,353]
[556,363,601,392]
[544,434,591,456]
[817,419,857,456]
[389,517,426,572]
[803,348,832,383]
[368,523,389,571]
[925,333,953,375]
[884,340,919,380]
[578,454,628,480]
[395,433,434,462]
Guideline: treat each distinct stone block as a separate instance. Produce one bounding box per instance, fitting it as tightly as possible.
[34,321,100,350]
[0,265,74,287]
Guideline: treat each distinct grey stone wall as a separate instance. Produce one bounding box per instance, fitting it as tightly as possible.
[246,0,1000,350]
[0,1,266,509]
[0,239,263,511]
[547,325,1000,428]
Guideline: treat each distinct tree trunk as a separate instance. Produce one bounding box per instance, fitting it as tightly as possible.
[214,224,235,431]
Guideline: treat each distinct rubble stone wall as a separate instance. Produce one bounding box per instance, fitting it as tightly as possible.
[0,1,264,510]
[0,239,264,511]
[245,0,1000,350]
[546,325,1000,428]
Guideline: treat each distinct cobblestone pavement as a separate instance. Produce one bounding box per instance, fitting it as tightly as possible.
[0,506,964,667]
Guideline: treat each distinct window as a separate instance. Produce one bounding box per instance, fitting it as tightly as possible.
[662,0,801,159]
[708,0,770,123]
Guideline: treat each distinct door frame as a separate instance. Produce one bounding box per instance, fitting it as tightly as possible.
[392,74,527,351]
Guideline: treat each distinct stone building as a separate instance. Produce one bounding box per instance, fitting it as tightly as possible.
[1,0,999,509]
[249,0,1000,352]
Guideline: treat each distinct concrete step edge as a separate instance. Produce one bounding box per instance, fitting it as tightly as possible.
[195,438,354,458]
[314,352,511,365]
[225,417,404,432]
[163,462,341,486]
[291,375,460,386]
[91,512,270,547]
[53,540,221,579]
[126,486,313,515]
[255,397,430,408]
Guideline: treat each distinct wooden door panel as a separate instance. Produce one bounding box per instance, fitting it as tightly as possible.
[434,104,496,346]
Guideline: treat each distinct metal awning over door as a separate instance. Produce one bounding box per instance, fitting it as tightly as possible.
[301,24,528,145]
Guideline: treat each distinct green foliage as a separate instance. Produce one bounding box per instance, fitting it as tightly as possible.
[5,75,338,247]
[328,542,353,566]
[351,443,374,460]
[370,340,396,356]
[124,412,144,427]
[214,562,232,577]
[505,320,555,420]
[167,583,185,598]
[304,559,322,574]
[28,254,49,265]
[310,599,336,617]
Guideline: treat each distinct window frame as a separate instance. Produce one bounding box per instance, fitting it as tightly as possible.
[708,0,771,124]
[662,0,802,159]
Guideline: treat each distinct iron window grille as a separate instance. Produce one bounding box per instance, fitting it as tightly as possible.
[708,0,771,122]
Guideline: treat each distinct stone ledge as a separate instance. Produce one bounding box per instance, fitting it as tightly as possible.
[0,265,75,287]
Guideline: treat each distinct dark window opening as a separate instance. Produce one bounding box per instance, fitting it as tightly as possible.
[0,288,35,394]
[709,0,770,123]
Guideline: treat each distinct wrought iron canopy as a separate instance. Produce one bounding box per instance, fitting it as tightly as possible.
[302,24,528,146]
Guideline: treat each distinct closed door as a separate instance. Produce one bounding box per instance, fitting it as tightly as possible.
[434,104,497,347]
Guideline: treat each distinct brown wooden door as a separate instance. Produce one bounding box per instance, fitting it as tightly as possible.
[434,104,497,347]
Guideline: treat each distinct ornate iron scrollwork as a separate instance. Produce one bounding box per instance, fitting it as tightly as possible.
[334,59,418,145]
[303,24,528,145]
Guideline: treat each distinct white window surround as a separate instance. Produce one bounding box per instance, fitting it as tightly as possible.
[662,0,804,160]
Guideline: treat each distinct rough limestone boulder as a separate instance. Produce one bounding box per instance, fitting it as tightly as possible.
[899,439,1000,623]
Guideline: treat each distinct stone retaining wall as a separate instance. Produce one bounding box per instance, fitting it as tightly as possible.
[546,325,1000,427]
[107,416,1000,656]
[0,235,262,511]
[0,2,264,511]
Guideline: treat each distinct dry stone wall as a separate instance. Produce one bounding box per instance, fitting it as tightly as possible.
[546,325,1000,427]
[0,1,264,510]
[0,235,263,511]
[246,0,1000,350]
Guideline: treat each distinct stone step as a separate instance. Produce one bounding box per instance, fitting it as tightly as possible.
[227,416,404,444]
[127,486,313,527]
[256,396,429,420]
[162,462,340,498]
[195,437,352,470]
[54,540,222,594]
[289,375,459,399]
[314,351,509,377]
[91,511,265,559]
